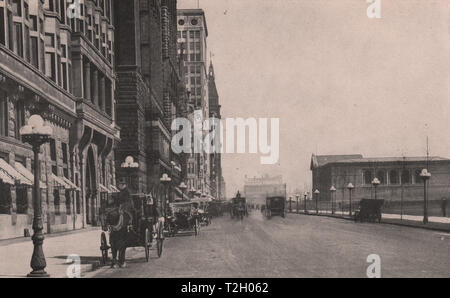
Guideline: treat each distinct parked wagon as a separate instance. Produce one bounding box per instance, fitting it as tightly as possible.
[230,191,247,220]
[354,199,384,223]
[166,202,200,237]
[264,196,286,219]
[99,193,164,265]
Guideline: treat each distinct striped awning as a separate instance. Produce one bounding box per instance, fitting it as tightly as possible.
[14,162,47,189]
[0,169,14,185]
[0,158,32,186]
[51,174,72,189]
[99,184,110,193]
[61,176,80,191]
[110,185,120,193]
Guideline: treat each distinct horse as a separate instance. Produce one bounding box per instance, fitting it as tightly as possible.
[104,206,133,267]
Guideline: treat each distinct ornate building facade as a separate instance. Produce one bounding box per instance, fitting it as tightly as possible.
[0,0,120,240]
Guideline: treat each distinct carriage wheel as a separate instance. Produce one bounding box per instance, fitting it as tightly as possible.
[100,232,109,265]
[157,224,164,258]
[144,228,150,262]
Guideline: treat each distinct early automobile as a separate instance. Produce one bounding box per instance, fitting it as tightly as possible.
[99,193,165,264]
[230,192,247,220]
[264,196,286,219]
[354,199,384,223]
[166,202,200,236]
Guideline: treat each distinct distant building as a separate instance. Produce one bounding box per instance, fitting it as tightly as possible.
[310,154,450,206]
[244,175,287,205]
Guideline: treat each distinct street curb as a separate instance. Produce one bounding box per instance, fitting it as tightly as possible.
[289,212,450,233]
[0,227,101,247]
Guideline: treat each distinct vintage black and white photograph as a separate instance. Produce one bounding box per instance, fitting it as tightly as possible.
[0,0,449,282]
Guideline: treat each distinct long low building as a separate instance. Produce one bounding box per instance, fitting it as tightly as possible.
[310,154,450,208]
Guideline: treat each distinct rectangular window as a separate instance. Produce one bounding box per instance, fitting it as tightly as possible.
[24,26,30,62]
[14,100,25,140]
[30,37,38,67]
[195,31,200,38]
[30,15,38,31]
[7,11,13,51]
[0,8,5,45]
[14,22,23,57]
[40,38,45,72]
[45,52,56,81]
[12,0,22,17]
[60,0,65,23]
[189,31,194,38]
[62,62,67,90]
[0,91,8,136]
[50,139,57,161]
[190,77,195,85]
[62,142,68,164]
[57,54,61,86]
[182,31,187,38]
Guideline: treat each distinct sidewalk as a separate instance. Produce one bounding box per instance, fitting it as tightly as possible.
[289,209,450,232]
[0,228,104,278]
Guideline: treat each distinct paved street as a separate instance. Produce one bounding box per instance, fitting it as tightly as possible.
[87,211,450,278]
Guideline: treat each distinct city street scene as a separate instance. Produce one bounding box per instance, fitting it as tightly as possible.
[0,0,449,281]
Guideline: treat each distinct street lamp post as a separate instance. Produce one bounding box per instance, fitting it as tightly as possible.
[121,156,139,191]
[330,186,336,215]
[20,115,53,277]
[179,182,188,201]
[420,169,431,224]
[372,178,380,200]
[289,196,292,213]
[304,192,308,214]
[314,189,320,214]
[160,174,172,218]
[296,195,299,214]
[347,183,355,216]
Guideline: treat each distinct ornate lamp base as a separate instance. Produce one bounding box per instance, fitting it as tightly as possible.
[27,270,50,278]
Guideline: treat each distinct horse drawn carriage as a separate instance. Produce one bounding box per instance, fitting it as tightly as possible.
[230,192,248,220]
[166,202,200,237]
[264,196,286,219]
[354,199,384,223]
[99,193,164,266]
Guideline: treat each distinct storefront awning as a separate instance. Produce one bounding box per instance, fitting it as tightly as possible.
[110,185,120,193]
[51,174,72,189]
[0,169,14,185]
[61,176,80,191]
[99,184,110,193]
[14,162,47,189]
[0,158,32,186]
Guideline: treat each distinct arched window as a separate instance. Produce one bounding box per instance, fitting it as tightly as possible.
[401,170,410,184]
[364,170,372,185]
[390,170,399,184]
[376,171,385,184]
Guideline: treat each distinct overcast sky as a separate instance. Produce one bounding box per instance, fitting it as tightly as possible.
[178,0,450,197]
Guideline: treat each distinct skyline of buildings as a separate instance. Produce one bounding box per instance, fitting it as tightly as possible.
[0,0,224,240]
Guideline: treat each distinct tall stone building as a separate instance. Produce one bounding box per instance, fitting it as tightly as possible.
[207,61,224,200]
[114,0,187,206]
[0,0,120,240]
[177,8,211,195]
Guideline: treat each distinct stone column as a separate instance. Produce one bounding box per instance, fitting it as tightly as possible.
[92,68,99,106]
[84,61,91,101]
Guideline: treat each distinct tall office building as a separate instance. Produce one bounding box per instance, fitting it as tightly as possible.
[177,9,211,195]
